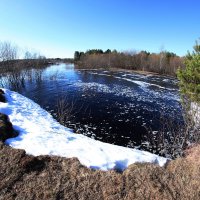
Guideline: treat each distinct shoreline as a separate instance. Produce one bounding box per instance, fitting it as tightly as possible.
[75,66,176,78]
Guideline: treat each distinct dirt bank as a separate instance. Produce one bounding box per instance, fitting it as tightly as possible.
[0,142,200,200]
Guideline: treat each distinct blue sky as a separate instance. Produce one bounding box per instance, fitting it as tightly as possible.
[0,0,200,58]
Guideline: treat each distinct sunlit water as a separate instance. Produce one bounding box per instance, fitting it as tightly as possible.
[4,63,183,151]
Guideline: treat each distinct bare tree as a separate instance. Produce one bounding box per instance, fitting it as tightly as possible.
[0,41,18,61]
[24,50,45,60]
[24,51,33,59]
[159,46,166,72]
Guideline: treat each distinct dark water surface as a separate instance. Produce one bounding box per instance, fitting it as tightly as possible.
[9,63,183,149]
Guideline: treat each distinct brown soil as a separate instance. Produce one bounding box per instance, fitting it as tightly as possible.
[0,113,17,142]
[0,90,17,142]
[0,141,200,200]
[0,89,6,103]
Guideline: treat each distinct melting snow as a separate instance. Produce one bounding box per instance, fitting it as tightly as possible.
[0,89,168,171]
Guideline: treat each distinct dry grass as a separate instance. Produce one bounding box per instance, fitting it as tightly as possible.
[0,142,200,200]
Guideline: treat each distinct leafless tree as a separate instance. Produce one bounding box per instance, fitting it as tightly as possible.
[0,41,18,61]
[24,50,46,60]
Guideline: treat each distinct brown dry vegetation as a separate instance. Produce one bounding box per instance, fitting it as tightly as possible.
[0,59,52,73]
[75,50,184,76]
[0,141,199,200]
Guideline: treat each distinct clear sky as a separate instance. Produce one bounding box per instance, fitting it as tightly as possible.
[0,0,200,58]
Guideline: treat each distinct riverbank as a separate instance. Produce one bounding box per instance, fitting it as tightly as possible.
[110,67,174,77]
[0,89,200,199]
[1,139,200,199]
[76,67,176,78]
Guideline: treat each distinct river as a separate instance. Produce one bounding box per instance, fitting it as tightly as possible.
[4,63,183,153]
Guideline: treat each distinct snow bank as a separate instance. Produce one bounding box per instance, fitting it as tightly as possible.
[191,102,200,126]
[0,89,168,170]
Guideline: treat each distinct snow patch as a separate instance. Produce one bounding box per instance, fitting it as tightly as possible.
[191,102,200,126]
[0,89,168,170]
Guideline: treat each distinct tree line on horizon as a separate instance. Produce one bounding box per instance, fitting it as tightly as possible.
[74,49,184,76]
[0,41,73,64]
[0,40,185,76]
[0,41,53,76]
[0,41,46,62]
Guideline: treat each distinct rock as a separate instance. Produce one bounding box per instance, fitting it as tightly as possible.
[0,89,6,102]
[0,89,5,94]
[0,113,17,142]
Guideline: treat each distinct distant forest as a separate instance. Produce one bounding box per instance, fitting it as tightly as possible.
[74,49,184,76]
